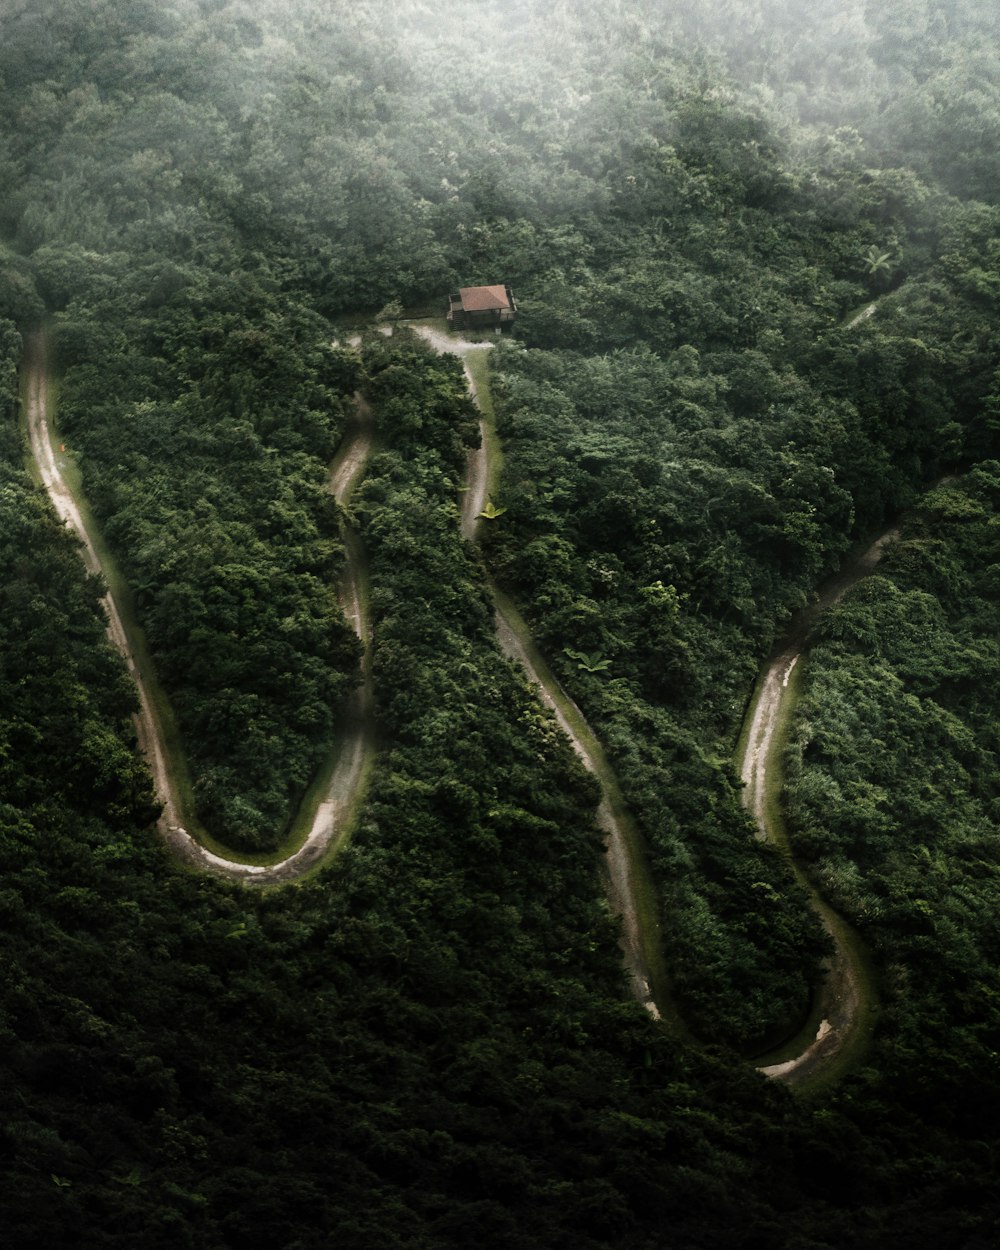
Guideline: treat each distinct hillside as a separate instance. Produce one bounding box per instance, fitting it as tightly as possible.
[1,2,999,1246]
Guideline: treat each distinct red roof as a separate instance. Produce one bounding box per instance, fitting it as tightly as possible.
[459,284,511,311]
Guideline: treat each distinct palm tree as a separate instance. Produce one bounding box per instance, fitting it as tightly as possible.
[863,246,893,279]
[563,648,611,674]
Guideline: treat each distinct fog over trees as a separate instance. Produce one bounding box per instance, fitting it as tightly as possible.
[1,1,999,1246]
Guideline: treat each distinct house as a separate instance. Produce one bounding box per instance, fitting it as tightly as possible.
[447,284,517,330]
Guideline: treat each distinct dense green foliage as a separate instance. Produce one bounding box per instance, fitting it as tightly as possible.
[53,266,363,850]
[785,468,1000,1120]
[480,135,1000,1045]
[0,329,157,838]
[0,323,835,1249]
[2,0,1000,1244]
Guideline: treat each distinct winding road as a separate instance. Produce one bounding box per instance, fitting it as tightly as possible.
[27,320,667,1013]
[25,332,375,884]
[26,320,892,1083]
[429,324,893,1080]
[414,324,666,1021]
[736,528,901,1083]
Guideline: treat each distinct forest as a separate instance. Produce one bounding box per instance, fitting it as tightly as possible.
[1,0,999,1245]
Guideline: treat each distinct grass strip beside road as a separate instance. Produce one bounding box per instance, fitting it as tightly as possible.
[462,349,503,485]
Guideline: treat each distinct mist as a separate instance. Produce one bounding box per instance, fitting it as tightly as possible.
[2,2,1000,1248]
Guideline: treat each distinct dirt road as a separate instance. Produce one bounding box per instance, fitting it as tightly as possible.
[31,311,886,1060]
[737,525,901,1083]
[25,335,184,834]
[417,328,664,1019]
[25,333,374,884]
[411,325,491,541]
[493,594,659,1017]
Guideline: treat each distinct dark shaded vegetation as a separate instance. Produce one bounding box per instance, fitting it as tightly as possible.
[53,268,363,851]
[2,0,1000,1245]
[0,321,851,1250]
[0,355,158,837]
[785,467,1000,1129]
[481,142,1000,1045]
